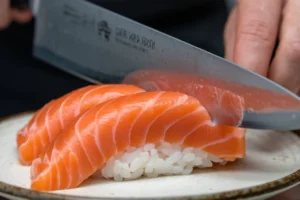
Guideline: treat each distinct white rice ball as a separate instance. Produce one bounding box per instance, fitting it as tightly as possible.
[96,142,228,181]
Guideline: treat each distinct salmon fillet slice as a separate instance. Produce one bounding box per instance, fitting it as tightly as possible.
[123,69,300,126]
[17,84,145,165]
[30,91,246,191]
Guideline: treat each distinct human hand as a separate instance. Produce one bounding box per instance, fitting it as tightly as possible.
[224,0,300,95]
[0,0,32,30]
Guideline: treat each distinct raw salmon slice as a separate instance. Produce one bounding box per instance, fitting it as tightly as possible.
[123,69,300,126]
[17,84,145,165]
[123,69,245,126]
[30,91,246,191]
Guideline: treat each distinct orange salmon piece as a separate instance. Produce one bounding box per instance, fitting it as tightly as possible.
[30,91,246,191]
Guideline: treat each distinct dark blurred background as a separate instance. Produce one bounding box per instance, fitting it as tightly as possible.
[0,0,230,118]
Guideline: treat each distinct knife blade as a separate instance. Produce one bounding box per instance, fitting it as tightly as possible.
[15,0,300,130]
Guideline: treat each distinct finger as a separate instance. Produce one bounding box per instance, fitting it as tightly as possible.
[233,0,283,76]
[11,9,32,23]
[269,0,300,93]
[224,6,237,61]
[0,0,11,29]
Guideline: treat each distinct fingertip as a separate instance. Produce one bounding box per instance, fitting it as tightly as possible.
[269,51,300,94]
[268,0,300,94]
[11,9,33,24]
[224,7,237,61]
[269,60,300,94]
[233,0,282,76]
[233,41,270,76]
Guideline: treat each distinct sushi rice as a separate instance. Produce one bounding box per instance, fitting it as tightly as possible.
[96,142,228,181]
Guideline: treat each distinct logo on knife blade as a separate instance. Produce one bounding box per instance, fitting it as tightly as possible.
[97,20,111,41]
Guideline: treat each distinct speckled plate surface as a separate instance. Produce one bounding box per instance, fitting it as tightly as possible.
[0,112,300,200]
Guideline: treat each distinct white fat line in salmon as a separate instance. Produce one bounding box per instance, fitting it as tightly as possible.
[45,103,53,144]
[165,107,206,131]
[179,120,212,144]
[59,94,72,128]
[30,104,47,134]
[129,92,165,145]
[164,107,207,142]
[141,93,190,144]
[199,132,243,150]
[54,155,61,189]
[74,85,110,116]
[32,145,75,188]
[94,98,120,161]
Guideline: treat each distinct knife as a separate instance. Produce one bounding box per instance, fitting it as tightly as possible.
[11,0,300,130]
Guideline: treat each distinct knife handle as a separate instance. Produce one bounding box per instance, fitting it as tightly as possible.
[10,0,29,10]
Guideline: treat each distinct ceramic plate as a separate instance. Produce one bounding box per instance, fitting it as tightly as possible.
[0,112,300,200]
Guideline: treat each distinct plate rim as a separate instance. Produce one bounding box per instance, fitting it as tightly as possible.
[0,112,299,200]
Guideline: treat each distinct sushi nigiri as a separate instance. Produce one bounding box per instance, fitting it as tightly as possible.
[17,84,145,165]
[30,91,246,191]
